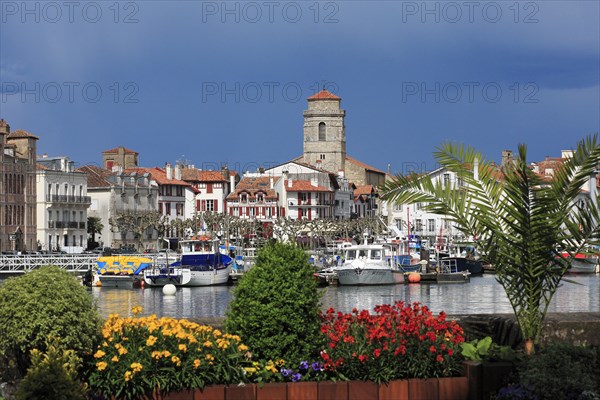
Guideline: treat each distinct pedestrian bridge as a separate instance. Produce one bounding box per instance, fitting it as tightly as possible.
[0,254,116,275]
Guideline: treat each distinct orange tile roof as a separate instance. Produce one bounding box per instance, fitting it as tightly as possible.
[7,129,39,140]
[36,163,48,171]
[102,146,138,154]
[181,168,228,183]
[125,167,189,186]
[284,180,332,192]
[77,165,113,188]
[345,155,385,174]
[226,176,279,201]
[354,185,374,196]
[307,89,341,100]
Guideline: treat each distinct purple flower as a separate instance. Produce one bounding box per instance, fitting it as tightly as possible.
[291,373,302,382]
[281,368,291,377]
[299,361,309,370]
[311,362,323,372]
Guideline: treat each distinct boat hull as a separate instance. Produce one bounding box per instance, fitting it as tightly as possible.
[337,268,404,285]
[186,264,232,286]
[143,267,192,287]
[440,257,483,275]
[568,258,598,274]
[98,274,138,289]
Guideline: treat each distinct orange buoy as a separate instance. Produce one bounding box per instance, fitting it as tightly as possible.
[408,272,421,283]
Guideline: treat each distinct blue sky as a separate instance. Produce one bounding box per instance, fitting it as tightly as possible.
[1,1,598,175]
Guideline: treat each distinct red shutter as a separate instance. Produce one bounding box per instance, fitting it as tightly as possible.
[196,200,200,212]
[207,184,213,194]
[214,201,218,212]
[308,208,312,221]
[201,200,206,211]
[281,207,285,217]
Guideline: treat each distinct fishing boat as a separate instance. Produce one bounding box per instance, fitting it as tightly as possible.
[96,256,153,288]
[336,237,405,286]
[169,236,232,286]
[560,252,599,274]
[436,241,484,275]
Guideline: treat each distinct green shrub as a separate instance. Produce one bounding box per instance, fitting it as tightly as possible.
[16,337,86,400]
[517,342,599,400]
[225,242,323,366]
[461,336,520,362]
[0,266,101,379]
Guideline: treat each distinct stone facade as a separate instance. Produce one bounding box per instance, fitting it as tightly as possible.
[102,146,139,171]
[0,119,38,252]
[302,91,346,174]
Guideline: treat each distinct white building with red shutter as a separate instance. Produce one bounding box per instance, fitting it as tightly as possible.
[181,166,238,216]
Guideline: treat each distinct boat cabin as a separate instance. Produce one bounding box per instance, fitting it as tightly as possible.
[345,247,384,261]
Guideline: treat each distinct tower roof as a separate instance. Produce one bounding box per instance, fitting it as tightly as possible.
[307,89,341,101]
[7,129,39,140]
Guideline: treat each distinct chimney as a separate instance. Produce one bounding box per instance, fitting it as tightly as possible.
[288,178,293,188]
[338,169,344,178]
[473,157,479,181]
[229,173,236,192]
[175,163,182,180]
[165,163,172,180]
[270,176,274,189]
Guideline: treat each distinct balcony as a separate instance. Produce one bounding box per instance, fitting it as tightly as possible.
[46,195,92,204]
[48,221,84,229]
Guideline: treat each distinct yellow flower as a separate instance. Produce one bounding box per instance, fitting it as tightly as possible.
[118,347,128,356]
[213,329,222,337]
[112,356,119,363]
[151,351,161,359]
[124,371,132,382]
[178,343,187,353]
[203,340,213,348]
[162,350,171,358]
[205,354,214,361]
[130,362,143,373]
[94,350,105,359]
[244,367,257,374]
[276,359,285,366]
[131,306,142,316]
[171,356,181,366]
[96,361,107,371]
[193,359,201,369]
[146,335,157,346]
[238,344,249,352]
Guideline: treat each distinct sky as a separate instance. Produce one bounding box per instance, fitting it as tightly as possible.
[1,1,599,176]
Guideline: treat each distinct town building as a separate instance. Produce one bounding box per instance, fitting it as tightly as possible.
[36,156,90,253]
[225,175,280,220]
[125,164,194,238]
[78,165,158,250]
[181,165,238,217]
[0,119,38,252]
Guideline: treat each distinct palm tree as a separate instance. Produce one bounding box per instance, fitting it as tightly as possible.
[380,136,600,354]
[86,216,104,249]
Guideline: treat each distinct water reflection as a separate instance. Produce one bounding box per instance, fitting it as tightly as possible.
[91,274,600,319]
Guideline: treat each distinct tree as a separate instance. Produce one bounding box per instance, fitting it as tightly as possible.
[380,136,600,354]
[87,216,104,249]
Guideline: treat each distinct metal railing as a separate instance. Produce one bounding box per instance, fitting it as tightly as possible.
[45,195,91,204]
[0,254,99,274]
[48,221,84,229]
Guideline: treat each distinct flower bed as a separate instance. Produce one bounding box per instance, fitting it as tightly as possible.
[86,302,468,399]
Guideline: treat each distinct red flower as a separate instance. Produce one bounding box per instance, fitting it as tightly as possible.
[373,349,381,358]
[358,354,368,363]
[436,354,444,363]
[429,346,436,353]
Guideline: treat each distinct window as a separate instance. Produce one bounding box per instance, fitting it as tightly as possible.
[165,203,171,215]
[415,219,423,232]
[318,122,326,141]
[395,218,402,230]
[240,193,247,202]
[428,219,435,232]
[257,194,263,202]
[176,203,184,216]
[300,193,308,202]
[214,183,222,188]
[48,184,52,196]
[443,173,450,187]
[176,186,183,196]
[206,200,214,212]
[371,250,382,260]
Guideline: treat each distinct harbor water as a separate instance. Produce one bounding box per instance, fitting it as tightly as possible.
[90,274,600,320]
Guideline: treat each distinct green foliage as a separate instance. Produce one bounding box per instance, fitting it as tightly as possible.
[0,266,101,380]
[517,342,600,400]
[225,242,324,366]
[380,136,600,350]
[461,336,519,362]
[16,337,86,400]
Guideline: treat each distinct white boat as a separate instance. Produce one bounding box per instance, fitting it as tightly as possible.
[336,239,405,286]
[175,236,232,286]
[143,265,192,287]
